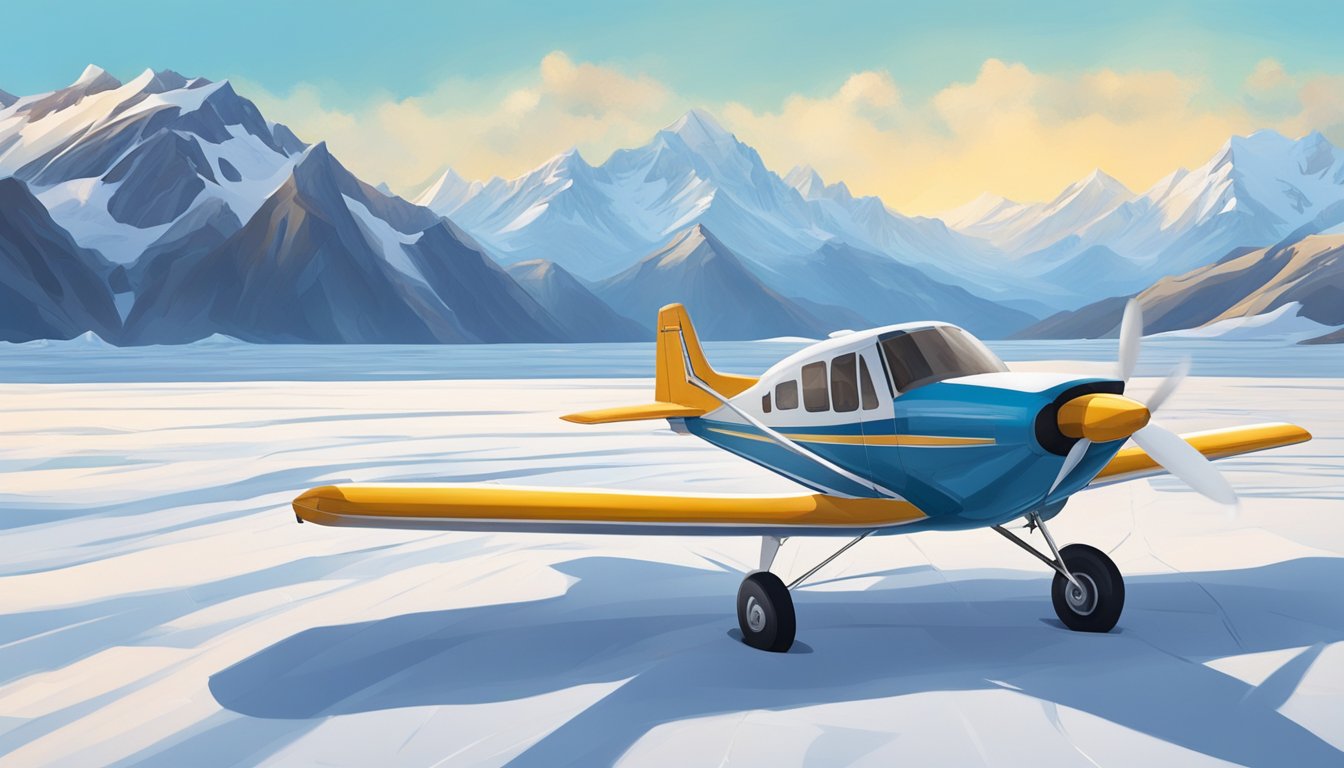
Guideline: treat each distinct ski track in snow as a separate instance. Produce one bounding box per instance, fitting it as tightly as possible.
[0,375,1341,766]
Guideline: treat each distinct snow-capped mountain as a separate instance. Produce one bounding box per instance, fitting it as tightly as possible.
[595,225,834,340]
[943,131,1344,301]
[124,142,564,344]
[1084,131,1344,271]
[418,110,998,294]
[942,170,1134,255]
[0,178,121,341]
[505,259,648,341]
[0,65,304,265]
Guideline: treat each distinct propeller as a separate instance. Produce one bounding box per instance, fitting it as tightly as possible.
[1048,299,1237,506]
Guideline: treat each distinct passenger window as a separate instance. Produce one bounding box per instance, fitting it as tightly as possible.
[762,393,772,413]
[830,353,859,412]
[775,380,798,410]
[802,361,829,412]
[859,356,879,410]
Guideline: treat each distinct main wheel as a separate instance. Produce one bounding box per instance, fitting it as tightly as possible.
[737,571,796,652]
[1051,543,1124,633]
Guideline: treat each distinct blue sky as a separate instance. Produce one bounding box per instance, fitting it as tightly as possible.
[7,1,1340,109]
[6,1,1344,212]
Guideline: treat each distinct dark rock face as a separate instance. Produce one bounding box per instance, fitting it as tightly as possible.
[0,178,120,341]
[128,197,243,293]
[123,144,565,344]
[105,131,215,227]
[217,157,241,182]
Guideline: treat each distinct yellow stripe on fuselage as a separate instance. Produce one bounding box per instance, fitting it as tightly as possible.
[706,426,994,447]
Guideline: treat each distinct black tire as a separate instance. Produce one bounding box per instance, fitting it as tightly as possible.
[1051,543,1124,633]
[737,571,796,652]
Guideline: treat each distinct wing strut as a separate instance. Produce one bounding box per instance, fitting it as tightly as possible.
[786,530,875,590]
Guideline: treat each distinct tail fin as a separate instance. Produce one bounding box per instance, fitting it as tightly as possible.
[561,303,757,424]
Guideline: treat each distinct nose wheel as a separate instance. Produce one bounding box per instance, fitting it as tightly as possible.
[995,514,1126,633]
[1050,543,1124,632]
[737,571,796,652]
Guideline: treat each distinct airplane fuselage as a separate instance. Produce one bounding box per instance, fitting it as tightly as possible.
[679,323,1132,532]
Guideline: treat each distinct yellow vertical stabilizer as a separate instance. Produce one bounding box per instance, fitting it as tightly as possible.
[561,303,757,424]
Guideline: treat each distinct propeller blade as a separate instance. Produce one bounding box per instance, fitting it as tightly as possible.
[1145,356,1191,415]
[1117,299,1144,383]
[1130,422,1238,505]
[1048,437,1091,495]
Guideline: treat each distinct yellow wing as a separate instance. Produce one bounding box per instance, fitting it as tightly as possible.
[1087,422,1311,489]
[293,484,924,537]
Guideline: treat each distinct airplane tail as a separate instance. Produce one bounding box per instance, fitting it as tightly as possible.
[561,303,757,424]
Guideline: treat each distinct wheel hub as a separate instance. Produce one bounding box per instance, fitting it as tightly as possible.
[745,596,767,632]
[1065,572,1098,616]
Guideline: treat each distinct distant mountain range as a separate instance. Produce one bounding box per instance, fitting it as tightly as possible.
[1018,233,1344,344]
[1,65,1342,344]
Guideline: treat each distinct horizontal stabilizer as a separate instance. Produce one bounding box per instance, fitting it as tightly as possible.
[561,402,707,424]
[563,304,756,427]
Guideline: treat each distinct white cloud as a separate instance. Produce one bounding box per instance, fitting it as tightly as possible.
[240,53,1344,214]
[242,51,685,195]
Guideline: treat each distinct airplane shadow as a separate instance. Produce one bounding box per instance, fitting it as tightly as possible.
[208,556,1344,767]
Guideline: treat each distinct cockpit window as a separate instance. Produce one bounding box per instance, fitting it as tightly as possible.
[775,380,799,410]
[879,326,1007,392]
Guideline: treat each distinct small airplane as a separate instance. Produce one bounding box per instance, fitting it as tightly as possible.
[293,302,1311,652]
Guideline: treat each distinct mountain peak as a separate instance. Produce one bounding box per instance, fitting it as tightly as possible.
[1300,129,1332,148]
[538,147,593,177]
[1047,168,1133,212]
[937,191,1021,229]
[1075,168,1131,195]
[655,223,728,267]
[71,64,121,92]
[784,164,825,195]
[416,167,478,211]
[0,87,15,109]
[665,108,734,148]
[296,140,333,165]
[289,141,344,195]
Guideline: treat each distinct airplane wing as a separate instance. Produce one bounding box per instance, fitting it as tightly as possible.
[293,484,924,537]
[1087,422,1311,489]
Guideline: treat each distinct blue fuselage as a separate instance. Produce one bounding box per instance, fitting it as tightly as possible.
[684,374,1128,532]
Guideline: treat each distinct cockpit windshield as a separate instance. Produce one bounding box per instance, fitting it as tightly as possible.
[878,326,1007,392]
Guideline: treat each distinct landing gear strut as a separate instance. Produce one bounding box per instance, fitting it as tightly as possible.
[994,513,1125,633]
[736,531,874,652]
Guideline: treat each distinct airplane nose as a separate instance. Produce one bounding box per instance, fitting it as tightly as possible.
[1056,393,1150,443]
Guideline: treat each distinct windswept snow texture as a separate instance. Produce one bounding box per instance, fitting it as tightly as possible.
[0,367,1340,766]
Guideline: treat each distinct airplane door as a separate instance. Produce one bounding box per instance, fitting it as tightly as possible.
[852,346,902,487]
[849,349,903,486]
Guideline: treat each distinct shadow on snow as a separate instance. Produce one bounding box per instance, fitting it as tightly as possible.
[209,556,1344,766]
